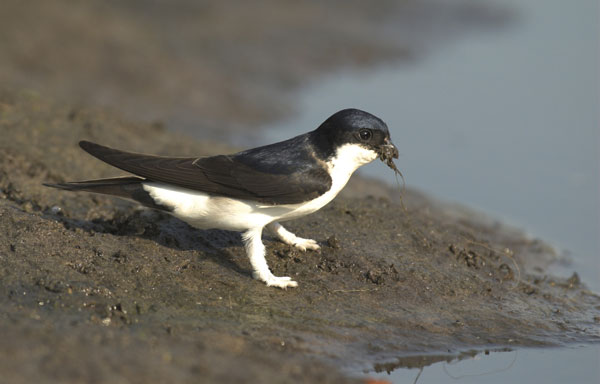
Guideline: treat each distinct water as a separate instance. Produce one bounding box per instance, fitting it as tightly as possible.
[263,0,599,381]
[368,345,599,384]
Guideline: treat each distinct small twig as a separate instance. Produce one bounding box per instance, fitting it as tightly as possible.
[413,367,424,384]
[331,288,379,293]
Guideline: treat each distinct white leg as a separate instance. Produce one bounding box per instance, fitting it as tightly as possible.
[267,222,320,251]
[242,227,298,289]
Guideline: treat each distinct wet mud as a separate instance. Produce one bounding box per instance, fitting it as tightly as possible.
[1,91,599,383]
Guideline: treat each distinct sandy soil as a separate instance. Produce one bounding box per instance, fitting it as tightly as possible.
[0,1,598,383]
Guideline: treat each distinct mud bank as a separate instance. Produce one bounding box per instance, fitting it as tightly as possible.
[1,92,598,383]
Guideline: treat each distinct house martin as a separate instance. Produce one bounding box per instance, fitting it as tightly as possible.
[45,108,399,288]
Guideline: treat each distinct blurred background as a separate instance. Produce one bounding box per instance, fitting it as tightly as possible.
[0,0,511,139]
[1,0,598,382]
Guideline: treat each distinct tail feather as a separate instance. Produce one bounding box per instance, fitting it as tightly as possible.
[44,177,172,211]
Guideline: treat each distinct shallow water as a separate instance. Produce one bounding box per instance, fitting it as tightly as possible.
[263,0,599,381]
[366,345,599,384]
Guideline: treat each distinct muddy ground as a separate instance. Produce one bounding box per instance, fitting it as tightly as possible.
[0,1,599,383]
[1,92,599,383]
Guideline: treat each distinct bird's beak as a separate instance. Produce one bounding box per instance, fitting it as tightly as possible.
[380,139,399,160]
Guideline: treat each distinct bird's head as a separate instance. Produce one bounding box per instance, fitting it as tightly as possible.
[315,109,399,170]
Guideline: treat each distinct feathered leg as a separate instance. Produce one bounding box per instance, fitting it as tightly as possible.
[242,227,298,288]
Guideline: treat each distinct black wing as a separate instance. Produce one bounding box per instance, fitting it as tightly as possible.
[78,140,331,205]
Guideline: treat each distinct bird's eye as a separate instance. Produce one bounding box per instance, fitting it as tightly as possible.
[358,129,372,141]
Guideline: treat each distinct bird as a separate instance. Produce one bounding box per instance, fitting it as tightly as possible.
[45,108,399,289]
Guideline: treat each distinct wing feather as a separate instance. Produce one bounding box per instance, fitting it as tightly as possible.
[79,141,331,204]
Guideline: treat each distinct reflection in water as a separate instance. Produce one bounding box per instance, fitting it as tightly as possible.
[371,349,503,373]
[441,351,517,380]
[368,346,598,384]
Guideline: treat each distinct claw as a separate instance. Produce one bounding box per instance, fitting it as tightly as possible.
[293,238,320,252]
[253,272,298,289]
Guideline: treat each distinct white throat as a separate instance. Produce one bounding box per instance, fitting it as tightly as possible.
[328,143,379,177]
[325,142,378,197]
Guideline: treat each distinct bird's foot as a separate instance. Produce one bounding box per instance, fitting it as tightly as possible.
[253,271,298,289]
[291,237,321,252]
[268,222,320,252]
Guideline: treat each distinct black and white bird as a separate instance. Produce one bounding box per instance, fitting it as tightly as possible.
[45,109,399,288]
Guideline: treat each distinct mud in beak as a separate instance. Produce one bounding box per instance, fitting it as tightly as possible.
[381,142,398,159]
[378,140,400,173]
